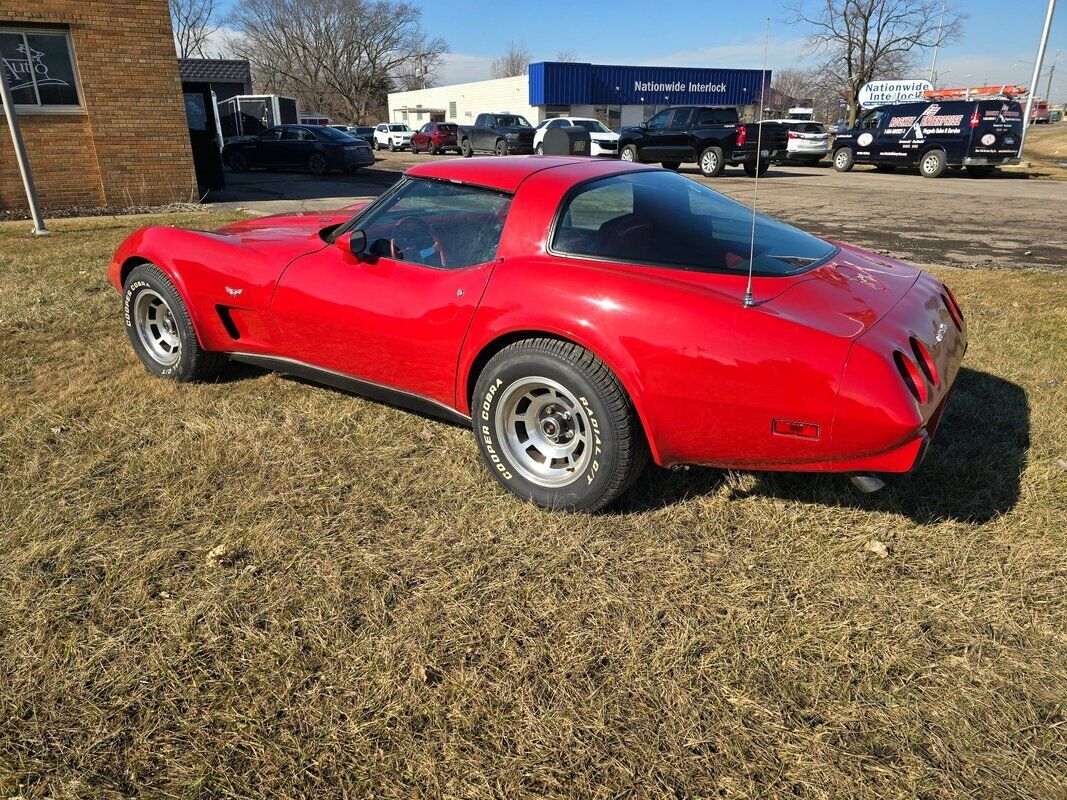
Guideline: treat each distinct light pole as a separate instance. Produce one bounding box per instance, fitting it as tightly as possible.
[929,0,949,85]
[0,54,49,236]
[1020,0,1057,159]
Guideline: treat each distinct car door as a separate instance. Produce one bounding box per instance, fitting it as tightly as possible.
[639,108,674,160]
[660,108,694,161]
[270,177,513,408]
[279,126,316,166]
[852,109,885,161]
[252,127,284,167]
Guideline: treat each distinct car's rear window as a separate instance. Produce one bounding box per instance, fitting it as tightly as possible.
[316,126,355,141]
[793,122,826,134]
[437,123,458,131]
[552,171,836,276]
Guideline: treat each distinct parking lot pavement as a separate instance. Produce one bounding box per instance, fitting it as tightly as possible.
[207,150,1067,272]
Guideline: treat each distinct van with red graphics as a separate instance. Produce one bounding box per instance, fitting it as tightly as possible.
[831,99,1023,178]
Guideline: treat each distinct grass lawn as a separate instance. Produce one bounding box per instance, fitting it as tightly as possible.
[1,213,1064,799]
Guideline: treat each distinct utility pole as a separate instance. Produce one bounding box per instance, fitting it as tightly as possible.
[929,0,949,85]
[0,54,49,236]
[1020,0,1057,158]
[1045,48,1060,100]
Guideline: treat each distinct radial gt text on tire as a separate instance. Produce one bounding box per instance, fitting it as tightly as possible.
[699,147,724,177]
[620,144,639,163]
[472,338,648,512]
[122,264,225,382]
[919,149,947,178]
[833,147,855,172]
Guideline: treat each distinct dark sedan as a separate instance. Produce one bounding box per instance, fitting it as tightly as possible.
[223,125,375,176]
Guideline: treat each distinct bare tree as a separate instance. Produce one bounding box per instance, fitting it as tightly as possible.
[554,49,580,62]
[226,0,446,123]
[770,66,813,107]
[491,40,531,79]
[787,0,965,124]
[170,0,220,58]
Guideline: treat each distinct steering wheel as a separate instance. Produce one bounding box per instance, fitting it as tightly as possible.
[389,216,445,268]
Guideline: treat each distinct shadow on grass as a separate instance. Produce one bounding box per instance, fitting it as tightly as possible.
[619,368,1029,524]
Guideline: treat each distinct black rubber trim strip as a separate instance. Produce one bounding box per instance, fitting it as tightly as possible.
[228,352,472,427]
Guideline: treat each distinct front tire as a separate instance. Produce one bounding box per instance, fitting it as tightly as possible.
[389,140,398,152]
[495,139,508,157]
[535,143,544,155]
[833,147,855,172]
[472,338,648,512]
[122,264,224,382]
[620,144,640,163]
[227,151,249,172]
[429,142,439,155]
[919,149,947,178]
[699,146,724,177]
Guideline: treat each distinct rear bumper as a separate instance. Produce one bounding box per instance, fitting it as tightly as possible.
[342,150,375,166]
[729,147,785,163]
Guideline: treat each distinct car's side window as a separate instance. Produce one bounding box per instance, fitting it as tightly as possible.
[355,178,512,269]
[258,128,282,141]
[860,110,883,129]
[646,109,672,130]
[669,108,693,127]
[420,124,431,133]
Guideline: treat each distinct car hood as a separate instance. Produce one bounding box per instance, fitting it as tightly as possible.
[206,207,365,261]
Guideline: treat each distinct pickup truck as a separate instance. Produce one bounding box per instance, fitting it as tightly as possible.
[458,113,536,157]
[617,106,789,177]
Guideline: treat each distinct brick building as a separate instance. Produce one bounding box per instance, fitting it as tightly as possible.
[0,0,196,210]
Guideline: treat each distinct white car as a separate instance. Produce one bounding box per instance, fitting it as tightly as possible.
[374,123,413,152]
[763,119,829,165]
[533,117,620,157]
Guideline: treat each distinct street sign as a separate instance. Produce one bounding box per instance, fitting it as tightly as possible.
[859,79,934,107]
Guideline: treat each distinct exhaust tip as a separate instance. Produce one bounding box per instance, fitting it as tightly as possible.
[850,473,886,493]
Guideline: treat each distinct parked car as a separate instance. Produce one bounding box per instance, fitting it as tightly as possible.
[763,120,829,165]
[347,126,376,145]
[533,117,620,156]
[832,99,1023,178]
[222,124,374,175]
[1030,101,1051,124]
[617,106,789,177]
[108,156,966,512]
[457,113,536,157]
[411,121,461,154]
[374,123,413,151]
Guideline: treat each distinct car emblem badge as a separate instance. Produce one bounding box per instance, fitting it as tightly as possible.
[225,286,243,298]
[935,323,948,343]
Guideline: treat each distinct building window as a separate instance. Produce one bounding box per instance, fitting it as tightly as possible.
[545,104,570,119]
[402,111,408,122]
[0,28,82,110]
[593,105,622,131]
[448,100,457,118]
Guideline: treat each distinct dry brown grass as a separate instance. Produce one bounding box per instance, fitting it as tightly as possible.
[1005,123,1067,179]
[1,213,1065,799]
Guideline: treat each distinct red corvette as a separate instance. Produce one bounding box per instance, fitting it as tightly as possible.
[108,157,966,511]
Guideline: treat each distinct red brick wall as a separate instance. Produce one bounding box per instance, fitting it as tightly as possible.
[0,0,196,210]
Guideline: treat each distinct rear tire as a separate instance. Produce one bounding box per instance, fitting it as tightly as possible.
[919,149,947,178]
[472,338,648,512]
[227,151,249,172]
[698,146,724,177]
[122,264,225,382]
[429,142,439,155]
[743,159,770,177]
[832,147,854,172]
[461,138,474,158]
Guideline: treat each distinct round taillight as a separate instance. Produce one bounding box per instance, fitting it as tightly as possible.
[894,350,928,403]
[910,336,939,388]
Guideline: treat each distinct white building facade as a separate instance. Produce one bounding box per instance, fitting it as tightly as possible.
[387,62,771,131]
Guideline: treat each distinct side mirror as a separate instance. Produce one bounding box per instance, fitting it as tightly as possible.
[639,121,648,130]
[336,230,366,258]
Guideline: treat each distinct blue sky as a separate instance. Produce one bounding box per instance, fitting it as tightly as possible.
[216,1,1067,102]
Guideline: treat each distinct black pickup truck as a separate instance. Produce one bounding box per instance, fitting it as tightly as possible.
[617,106,789,177]
[458,113,536,157]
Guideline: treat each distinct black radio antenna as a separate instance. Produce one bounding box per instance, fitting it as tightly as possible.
[744,18,771,308]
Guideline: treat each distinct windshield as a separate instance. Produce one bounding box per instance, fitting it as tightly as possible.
[389,124,411,132]
[495,115,530,127]
[553,171,836,276]
[573,119,611,134]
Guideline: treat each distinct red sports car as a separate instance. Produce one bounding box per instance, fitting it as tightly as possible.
[108,157,966,511]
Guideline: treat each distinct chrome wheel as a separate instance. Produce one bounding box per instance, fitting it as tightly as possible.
[132,288,180,366]
[620,146,635,162]
[494,376,592,488]
[701,150,718,173]
[835,150,848,169]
